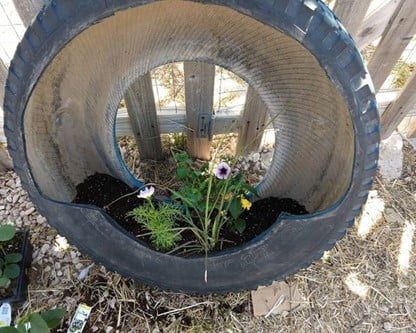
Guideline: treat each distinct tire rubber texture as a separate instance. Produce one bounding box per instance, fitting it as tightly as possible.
[4,0,380,293]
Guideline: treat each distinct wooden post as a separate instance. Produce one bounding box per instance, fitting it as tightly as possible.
[0,145,13,173]
[367,0,416,92]
[184,62,215,160]
[237,87,268,154]
[1,59,12,171]
[333,0,371,39]
[407,118,416,138]
[381,71,416,139]
[12,0,46,26]
[355,0,401,50]
[124,73,163,160]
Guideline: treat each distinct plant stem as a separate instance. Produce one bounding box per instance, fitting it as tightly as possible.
[103,183,158,210]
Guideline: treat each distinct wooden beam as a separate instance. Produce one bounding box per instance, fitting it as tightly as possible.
[116,109,241,136]
[381,71,416,139]
[12,0,46,26]
[367,0,416,91]
[0,145,13,173]
[355,0,401,50]
[236,87,268,154]
[1,59,8,144]
[184,62,215,160]
[407,118,416,138]
[115,88,416,136]
[124,73,163,160]
[333,0,371,39]
[0,59,12,170]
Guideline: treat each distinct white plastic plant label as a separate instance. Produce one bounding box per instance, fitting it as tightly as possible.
[0,303,12,327]
[67,303,92,333]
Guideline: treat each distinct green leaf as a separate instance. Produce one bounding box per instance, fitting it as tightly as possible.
[4,264,20,279]
[5,253,23,264]
[229,198,243,219]
[16,322,27,333]
[0,258,4,268]
[29,313,50,333]
[176,167,187,180]
[242,183,258,195]
[40,308,66,329]
[234,219,247,233]
[0,276,10,287]
[0,327,20,333]
[0,225,16,242]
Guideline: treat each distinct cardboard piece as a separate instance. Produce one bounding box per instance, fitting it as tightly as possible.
[251,281,304,317]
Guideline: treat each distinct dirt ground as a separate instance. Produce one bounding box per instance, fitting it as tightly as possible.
[0,141,415,332]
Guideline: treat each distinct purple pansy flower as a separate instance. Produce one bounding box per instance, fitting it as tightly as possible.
[232,168,239,176]
[214,162,231,180]
[137,186,155,199]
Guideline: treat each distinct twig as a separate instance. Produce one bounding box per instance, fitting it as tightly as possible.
[157,301,212,317]
[265,295,286,318]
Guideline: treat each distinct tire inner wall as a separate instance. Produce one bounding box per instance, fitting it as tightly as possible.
[24,0,354,212]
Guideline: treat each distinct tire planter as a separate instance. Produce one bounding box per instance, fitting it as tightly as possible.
[4,0,379,293]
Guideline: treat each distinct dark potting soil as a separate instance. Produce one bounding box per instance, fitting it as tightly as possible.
[0,232,24,299]
[73,173,309,254]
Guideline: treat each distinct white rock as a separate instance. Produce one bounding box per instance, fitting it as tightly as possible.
[77,264,95,281]
[23,207,35,216]
[55,251,65,259]
[252,153,260,163]
[12,194,19,204]
[379,132,403,181]
[5,180,14,187]
[40,243,50,254]
[383,322,393,331]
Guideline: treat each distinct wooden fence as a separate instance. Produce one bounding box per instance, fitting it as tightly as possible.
[1,0,416,165]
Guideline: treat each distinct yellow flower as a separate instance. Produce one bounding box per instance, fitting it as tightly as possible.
[224,193,232,201]
[240,197,252,210]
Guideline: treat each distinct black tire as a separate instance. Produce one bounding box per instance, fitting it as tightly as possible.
[4,0,379,293]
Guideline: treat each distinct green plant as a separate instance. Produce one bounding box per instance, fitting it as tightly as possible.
[171,151,257,252]
[0,225,22,288]
[127,188,184,251]
[168,133,187,152]
[0,308,66,333]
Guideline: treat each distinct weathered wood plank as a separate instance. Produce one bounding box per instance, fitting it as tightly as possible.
[184,62,215,160]
[0,144,13,173]
[406,118,416,138]
[367,0,416,91]
[115,88,416,136]
[1,59,8,143]
[116,109,241,137]
[12,0,46,26]
[237,87,268,154]
[0,59,12,169]
[333,0,371,39]
[381,71,416,139]
[356,0,401,50]
[124,73,163,160]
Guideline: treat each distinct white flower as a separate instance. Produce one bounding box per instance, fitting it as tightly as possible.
[214,162,231,180]
[137,186,155,199]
